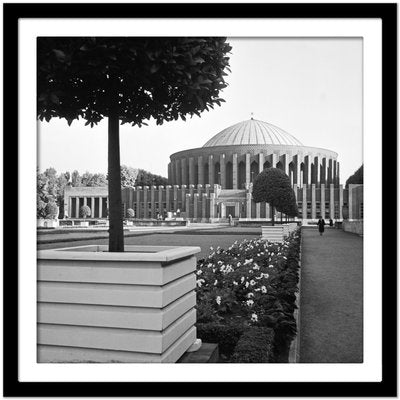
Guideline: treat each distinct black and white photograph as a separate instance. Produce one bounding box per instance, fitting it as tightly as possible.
[4,2,396,397]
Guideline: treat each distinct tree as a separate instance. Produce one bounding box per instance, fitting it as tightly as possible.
[346,164,363,188]
[120,165,138,188]
[45,201,59,219]
[127,208,135,219]
[80,205,91,219]
[38,37,231,251]
[135,169,168,187]
[71,170,82,187]
[252,168,297,226]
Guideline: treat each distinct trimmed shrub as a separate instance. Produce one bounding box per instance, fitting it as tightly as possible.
[80,205,91,218]
[231,327,274,363]
[45,201,58,219]
[127,208,135,218]
[196,322,246,358]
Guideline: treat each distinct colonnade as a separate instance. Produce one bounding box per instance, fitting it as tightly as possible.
[67,196,108,218]
[169,152,339,189]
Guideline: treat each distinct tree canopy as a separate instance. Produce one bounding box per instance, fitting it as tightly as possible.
[345,164,363,188]
[37,37,231,251]
[37,37,231,127]
[252,168,298,224]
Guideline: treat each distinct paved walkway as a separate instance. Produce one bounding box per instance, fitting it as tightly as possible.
[299,227,363,363]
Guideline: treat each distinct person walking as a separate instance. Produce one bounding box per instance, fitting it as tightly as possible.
[329,218,333,227]
[317,217,325,236]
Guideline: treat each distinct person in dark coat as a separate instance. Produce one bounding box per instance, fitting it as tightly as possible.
[317,217,325,236]
[329,218,333,227]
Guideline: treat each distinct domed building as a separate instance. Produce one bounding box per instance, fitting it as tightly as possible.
[63,118,363,223]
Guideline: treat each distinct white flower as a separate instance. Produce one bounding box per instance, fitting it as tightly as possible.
[247,292,254,298]
[253,264,260,270]
[240,276,245,283]
[233,281,238,286]
[268,264,274,268]
[214,280,218,286]
[250,280,256,286]
[196,270,202,275]
[246,299,254,307]
[245,281,249,288]
[261,286,267,293]
[210,246,214,250]
[251,313,258,322]
[216,296,221,305]
[196,279,205,287]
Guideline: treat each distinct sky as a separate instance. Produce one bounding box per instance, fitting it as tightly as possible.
[38,37,363,184]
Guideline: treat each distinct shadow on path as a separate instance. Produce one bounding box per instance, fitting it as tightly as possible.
[299,227,363,363]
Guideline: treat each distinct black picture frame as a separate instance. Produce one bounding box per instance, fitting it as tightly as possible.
[3,2,397,397]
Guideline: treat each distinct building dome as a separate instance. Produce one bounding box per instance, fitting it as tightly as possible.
[203,119,303,147]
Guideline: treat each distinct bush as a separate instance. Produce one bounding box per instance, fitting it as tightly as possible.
[231,327,274,363]
[196,230,301,362]
[45,201,58,219]
[196,322,246,359]
[80,205,91,218]
[127,208,135,218]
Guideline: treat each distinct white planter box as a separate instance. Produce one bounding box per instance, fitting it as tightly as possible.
[261,226,285,242]
[37,245,200,363]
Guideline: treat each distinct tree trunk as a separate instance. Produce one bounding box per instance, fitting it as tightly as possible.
[280,212,282,224]
[271,206,275,226]
[108,112,124,252]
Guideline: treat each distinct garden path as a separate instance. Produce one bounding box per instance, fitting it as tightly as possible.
[299,227,363,363]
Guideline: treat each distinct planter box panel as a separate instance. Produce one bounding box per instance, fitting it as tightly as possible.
[38,256,196,286]
[38,274,195,308]
[38,326,196,363]
[38,245,201,263]
[38,291,196,331]
[38,308,196,354]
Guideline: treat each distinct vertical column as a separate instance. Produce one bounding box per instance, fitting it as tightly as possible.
[99,197,103,218]
[311,184,316,219]
[209,193,216,219]
[302,186,307,219]
[245,153,251,185]
[330,184,335,220]
[175,160,181,185]
[165,185,171,212]
[168,162,172,185]
[314,156,320,186]
[197,184,203,197]
[83,197,87,206]
[185,194,191,219]
[220,203,226,218]
[256,203,261,219]
[327,159,333,185]
[271,153,278,169]
[128,188,134,210]
[281,154,289,175]
[220,154,226,188]
[232,153,238,189]
[304,156,311,185]
[76,197,80,218]
[143,186,149,219]
[246,192,252,219]
[294,155,301,186]
[258,153,264,173]
[208,155,214,186]
[333,160,337,186]
[193,193,199,221]
[348,184,353,219]
[181,185,187,212]
[198,156,204,185]
[235,203,240,218]
[205,184,211,198]
[91,197,95,218]
[136,186,142,219]
[173,185,179,212]
[265,202,270,220]
[181,158,187,186]
[188,157,195,185]
[320,184,325,219]
[189,184,195,198]
[339,184,343,219]
[321,158,326,185]
[158,186,164,215]
[150,186,156,218]
[337,162,340,186]
[202,193,207,221]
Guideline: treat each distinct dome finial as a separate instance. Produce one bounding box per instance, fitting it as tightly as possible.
[250,112,254,120]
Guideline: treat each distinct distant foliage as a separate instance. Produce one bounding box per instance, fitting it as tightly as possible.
[345,165,363,188]
[127,208,135,218]
[80,205,91,218]
[120,165,138,188]
[45,201,59,219]
[135,169,168,187]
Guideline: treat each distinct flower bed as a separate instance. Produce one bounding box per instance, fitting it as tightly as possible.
[196,230,301,362]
